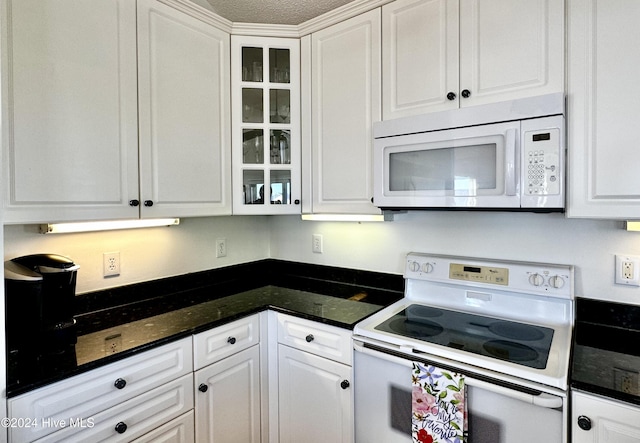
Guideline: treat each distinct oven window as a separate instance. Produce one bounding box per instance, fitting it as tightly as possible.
[374,304,554,369]
[388,143,497,194]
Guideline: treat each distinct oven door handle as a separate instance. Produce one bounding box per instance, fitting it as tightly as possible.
[354,340,563,410]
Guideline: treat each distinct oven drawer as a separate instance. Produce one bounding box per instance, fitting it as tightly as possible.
[276,313,352,365]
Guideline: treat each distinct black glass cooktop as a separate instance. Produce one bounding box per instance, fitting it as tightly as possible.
[374,304,554,369]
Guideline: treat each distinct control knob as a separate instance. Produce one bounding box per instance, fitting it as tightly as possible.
[528,273,545,287]
[548,275,565,289]
[408,261,421,272]
[421,263,434,273]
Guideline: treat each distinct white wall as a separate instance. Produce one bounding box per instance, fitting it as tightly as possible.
[269,212,640,306]
[5,211,640,307]
[3,216,270,295]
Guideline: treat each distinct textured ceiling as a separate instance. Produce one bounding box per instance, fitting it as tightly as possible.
[204,0,357,25]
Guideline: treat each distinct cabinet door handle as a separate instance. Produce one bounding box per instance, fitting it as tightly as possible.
[461,89,471,98]
[446,91,456,101]
[294,199,300,205]
[577,415,592,431]
[144,200,154,207]
[227,336,236,345]
[198,383,209,393]
[305,334,314,343]
[340,380,350,389]
[129,199,140,207]
[114,378,126,390]
[115,422,128,434]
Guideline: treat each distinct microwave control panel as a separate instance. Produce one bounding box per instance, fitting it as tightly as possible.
[523,128,561,196]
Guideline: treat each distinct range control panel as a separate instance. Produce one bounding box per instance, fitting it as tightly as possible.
[405,253,574,298]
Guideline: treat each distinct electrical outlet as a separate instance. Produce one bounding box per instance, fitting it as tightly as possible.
[614,368,640,395]
[216,238,227,258]
[312,234,323,253]
[104,333,122,355]
[103,252,120,277]
[615,255,640,286]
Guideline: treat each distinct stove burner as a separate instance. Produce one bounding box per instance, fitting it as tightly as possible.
[405,305,444,318]
[483,339,539,362]
[387,317,444,339]
[489,321,545,341]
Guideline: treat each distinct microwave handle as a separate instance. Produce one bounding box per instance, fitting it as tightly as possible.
[505,128,518,196]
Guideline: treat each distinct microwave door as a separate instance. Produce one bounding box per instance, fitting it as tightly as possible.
[376,122,521,209]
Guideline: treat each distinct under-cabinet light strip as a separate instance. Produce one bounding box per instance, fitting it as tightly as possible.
[40,218,180,234]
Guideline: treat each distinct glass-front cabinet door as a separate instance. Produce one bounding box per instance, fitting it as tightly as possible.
[231,36,300,214]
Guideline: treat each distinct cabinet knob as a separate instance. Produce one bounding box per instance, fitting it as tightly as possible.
[294,199,300,205]
[227,336,237,345]
[446,91,457,101]
[115,422,128,434]
[340,380,350,389]
[305,334,314,343]
[144,200,154,207]
[129,199,140,207]
[198,383,209,393]
[114,378,126,390]
[461,89,471,98]
[577,415,592,431]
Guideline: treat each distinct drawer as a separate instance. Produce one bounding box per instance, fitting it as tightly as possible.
[193,314,260,370]
[277,313,352,365]
[35,374,194,442]
[9,337,192,442]
[133,411,194,443]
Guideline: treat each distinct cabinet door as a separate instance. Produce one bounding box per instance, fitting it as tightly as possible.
[231,36,301,215]
[382,0,459,119]
[567,0,640,218]
[2,0,139,223]
[194,345,261,443]
[278,345,353,443]
[572,391,640,442]
[307,9,382,215]
[137,0,231,218]
[459,0,564,107]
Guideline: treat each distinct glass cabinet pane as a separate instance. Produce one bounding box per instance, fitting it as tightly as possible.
[269,130,290,164]
[271,170,291,205]
[242,47,263,82]
[269,89,290,124]
[269,48,290,83]
[243,170,264,204]
[242,88,263,123]
[243,129,264,164]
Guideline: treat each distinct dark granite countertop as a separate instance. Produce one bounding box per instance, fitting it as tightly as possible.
[7,260,404,398]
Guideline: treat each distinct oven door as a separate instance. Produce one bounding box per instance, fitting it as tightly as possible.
[354,341,566,443]
[373,121,520,209]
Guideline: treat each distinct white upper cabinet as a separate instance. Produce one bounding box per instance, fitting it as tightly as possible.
[303,9,382,215]
[2,0,231,223]
[567,0,640,218]
[137,0,231,218]
[231,36,301,215]
[2,0,139,223]
[382,0,565,120]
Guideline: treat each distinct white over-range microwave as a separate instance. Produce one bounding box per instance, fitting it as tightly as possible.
[373,93,565,211]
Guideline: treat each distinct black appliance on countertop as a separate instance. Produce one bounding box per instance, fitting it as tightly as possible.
[571,298,640,405]
[4,254,80,382]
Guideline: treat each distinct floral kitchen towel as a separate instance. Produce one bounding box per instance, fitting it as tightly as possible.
[412,362,468,443]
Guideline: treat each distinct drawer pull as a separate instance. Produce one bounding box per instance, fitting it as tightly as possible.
[305,334,314,343]
[198,383,209,393]
[114,378,126,390]
[115,422,127,434]
[227,336,237,345]
[341,380,350,390]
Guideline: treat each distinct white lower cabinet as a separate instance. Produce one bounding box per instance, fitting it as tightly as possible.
[193,314,262,443]
[7,337,193,443]
[275,313,354,443]
[572,390,640,443]
[132,411,195,443]
[194,345,261,443]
